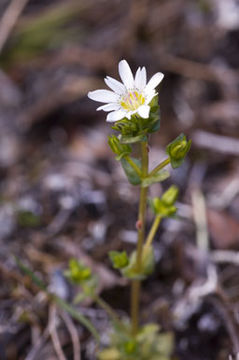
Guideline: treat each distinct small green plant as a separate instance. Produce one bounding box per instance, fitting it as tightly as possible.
[87,60,190,359]
[17,60,190,359]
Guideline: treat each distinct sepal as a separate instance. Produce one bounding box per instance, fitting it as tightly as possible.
[111,96,160,144]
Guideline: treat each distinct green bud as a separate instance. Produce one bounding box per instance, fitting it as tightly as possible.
[122,246,155,280]
[108,135,132,160]
[150,186,178,218]
[112,118,140,136]
[161,185,179,206]
[109,251,129,269]
[166,133,191,168]
[65,258,92,285]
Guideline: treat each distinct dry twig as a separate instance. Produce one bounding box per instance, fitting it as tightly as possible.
[49,305,67,360]
[0,0,29,53]
[61,311,81,360]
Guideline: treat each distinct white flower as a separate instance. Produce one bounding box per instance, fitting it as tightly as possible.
[88,60,164,122]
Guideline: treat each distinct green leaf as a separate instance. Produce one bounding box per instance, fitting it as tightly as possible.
[15,256,47,291]
[119,133,147,144]
[121,158,141,185]
[141,170,170,187]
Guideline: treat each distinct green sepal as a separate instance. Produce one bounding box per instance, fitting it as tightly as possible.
[166,133,191,168]
[141,170,169,188]
[109,251,129,269]
[120,157,141,185]
[108,135,132,160]
[122,246,155,280]
[146,96,160,134]
[111,96,160,143]
[161,185,179,206]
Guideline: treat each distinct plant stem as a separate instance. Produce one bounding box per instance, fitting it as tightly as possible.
[131,141,149,336]
[144,215,161,249]
[124,155,142,177]
[149,158,170,177]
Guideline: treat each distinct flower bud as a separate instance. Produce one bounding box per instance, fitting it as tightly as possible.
[150,185,179,218]
[109,251,129,269]
[166,133,191,168]
[65,259,92,285]
[108,135,132,160]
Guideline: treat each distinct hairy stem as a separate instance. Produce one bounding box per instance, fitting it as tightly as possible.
[131,141,149,335]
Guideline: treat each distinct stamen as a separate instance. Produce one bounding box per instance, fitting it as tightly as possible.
[120,90,145,111]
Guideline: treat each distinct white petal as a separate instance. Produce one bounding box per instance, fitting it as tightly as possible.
[106,110,126,122]
[140,67,147,89]
[137,105,150,118]
[118,60,134,89]
[134,67,142,89]
[104,76,125,95]
[88,89,119,103]
[126,111,134,119]
[145,72,164,93]
[145,91,157,104]
[97,103,120,112]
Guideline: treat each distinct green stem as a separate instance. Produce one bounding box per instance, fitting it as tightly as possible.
[149,158,170,177]
[131,141,149,336]
[124,155,142,177]
[144,215,161,249]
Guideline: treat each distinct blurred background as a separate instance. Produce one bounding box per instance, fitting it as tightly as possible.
[0,0,239,359]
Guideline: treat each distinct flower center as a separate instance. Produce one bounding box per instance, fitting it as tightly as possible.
[120,90,145,111]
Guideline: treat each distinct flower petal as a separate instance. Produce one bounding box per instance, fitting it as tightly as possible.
[145,72,164,93]
[138,67,147,90]
[137,105,150,118]
[106,110,126,122]
[134,67,142,89]
[88,89,119,103]
[104,76,125,95]
[145,91,157,104]
[97,103,120,112]
[118,60,134,89]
